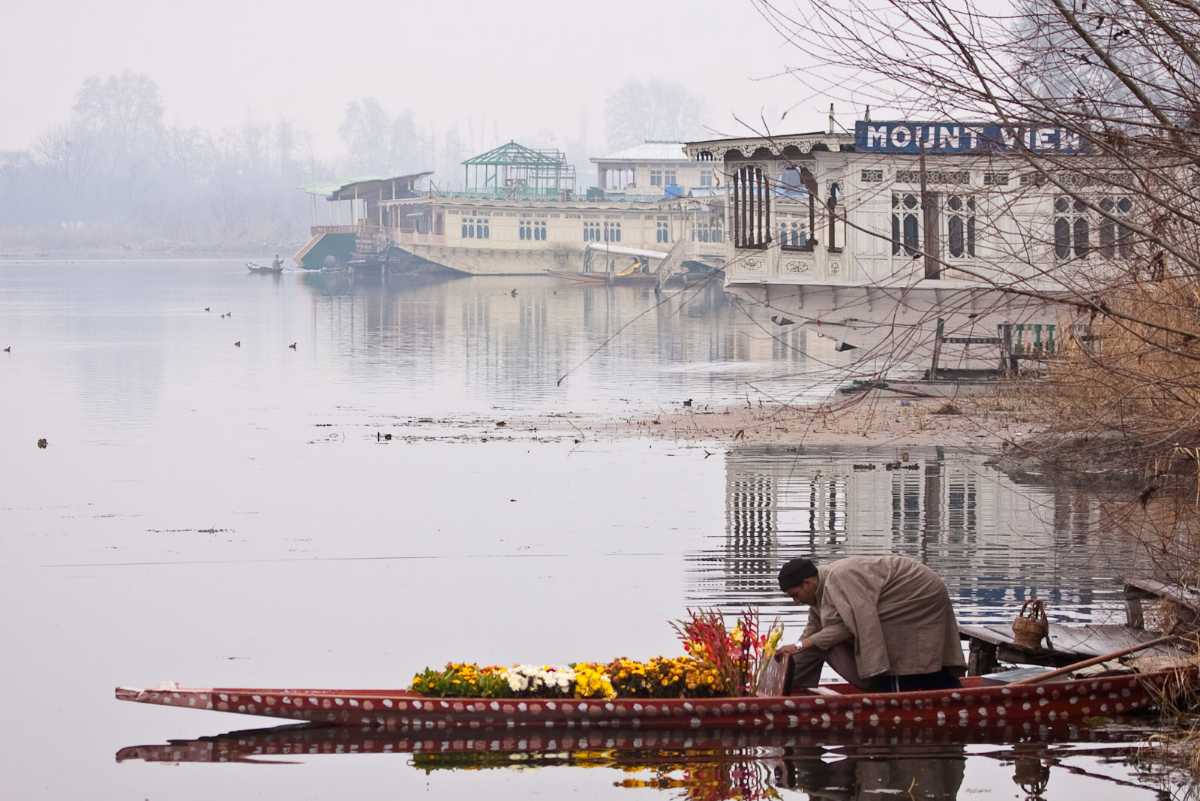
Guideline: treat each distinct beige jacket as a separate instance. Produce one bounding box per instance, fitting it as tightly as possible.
[800,555,966,678]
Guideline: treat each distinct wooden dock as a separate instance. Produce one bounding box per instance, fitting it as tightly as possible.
[962,580,1198,674]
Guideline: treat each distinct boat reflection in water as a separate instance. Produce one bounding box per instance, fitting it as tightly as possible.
[116,723,1160,800]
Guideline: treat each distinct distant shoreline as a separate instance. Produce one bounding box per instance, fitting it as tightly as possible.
[0,247,304,261]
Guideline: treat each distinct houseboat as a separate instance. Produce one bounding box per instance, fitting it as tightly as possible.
[296,141,726,282]
[682,121,1123,369]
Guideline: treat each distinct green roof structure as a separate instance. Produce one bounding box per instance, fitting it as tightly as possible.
[462,141,576,199]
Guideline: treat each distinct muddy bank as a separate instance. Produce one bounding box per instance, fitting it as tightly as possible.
[335,386,1046,451]
[574,386,1043,449]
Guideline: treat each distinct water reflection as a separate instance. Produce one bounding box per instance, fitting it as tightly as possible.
[697,447,1150,626]
[293,270,818,413]
[116,723,1165,800]
[0,261,1173,801]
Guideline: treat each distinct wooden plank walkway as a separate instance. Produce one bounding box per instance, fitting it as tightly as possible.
[961,581,1200,674]
[1125,578,1200,612]
[961,623,1178,674]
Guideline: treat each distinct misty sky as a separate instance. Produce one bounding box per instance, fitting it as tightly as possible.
[0,0,856,159]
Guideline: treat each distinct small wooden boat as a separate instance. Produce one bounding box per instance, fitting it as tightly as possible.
[114,665,1194,733]
[246,261,283,274]
[546,269,660,286]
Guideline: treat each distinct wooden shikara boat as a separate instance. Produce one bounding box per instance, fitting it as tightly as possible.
[246,262,283,274]
[114,666,1195,733]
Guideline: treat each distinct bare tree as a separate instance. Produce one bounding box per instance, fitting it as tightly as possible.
[604,80,706,151]
[2,72,325,251]
[752,0,1200,582]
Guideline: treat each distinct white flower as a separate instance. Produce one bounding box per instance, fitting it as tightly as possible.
[499,664,577,696]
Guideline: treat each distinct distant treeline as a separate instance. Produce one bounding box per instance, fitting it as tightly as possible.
[0,72,704,255]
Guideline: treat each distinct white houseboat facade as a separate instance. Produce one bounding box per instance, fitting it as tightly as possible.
[683,123,1117,366]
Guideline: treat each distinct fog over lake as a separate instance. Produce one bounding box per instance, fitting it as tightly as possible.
[0,261,1170,800]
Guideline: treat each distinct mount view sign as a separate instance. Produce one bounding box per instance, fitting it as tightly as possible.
[854,121,1087,154]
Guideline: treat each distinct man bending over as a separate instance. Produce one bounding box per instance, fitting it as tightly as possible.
[776,555,965,692]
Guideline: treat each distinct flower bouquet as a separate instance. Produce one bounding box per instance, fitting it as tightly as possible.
[409,609,783,700]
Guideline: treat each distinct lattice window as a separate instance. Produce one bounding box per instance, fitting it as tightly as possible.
[583,221,601,242]
[1099,196,1133,259]
[649,169,663,187]
[778,220,809,249]
[891,193,921,256]
[944,194,976,259]
[603,221,622,242]
[692,215,724,243]
[1053,196,1133,261]
[860,169,883,183]
[1054,196,1090,260]
[776,166,815,252]
[461,216,489,239]
[699,170,714,187]
[656,218,670,244]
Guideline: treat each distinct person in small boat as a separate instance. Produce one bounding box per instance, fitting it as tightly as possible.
[775,555,965,692]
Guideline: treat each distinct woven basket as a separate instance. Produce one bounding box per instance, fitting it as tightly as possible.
[1012,599,1050,650]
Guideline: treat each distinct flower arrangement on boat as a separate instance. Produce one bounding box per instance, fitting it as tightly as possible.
[410,609,783,700]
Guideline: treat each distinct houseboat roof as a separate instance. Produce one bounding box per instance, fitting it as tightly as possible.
[684,132,855,159]
[303,172,433,200]
[463,141,568,168]
[591,141,688,163]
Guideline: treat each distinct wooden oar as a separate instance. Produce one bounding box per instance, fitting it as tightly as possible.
[1010,634,1181,686]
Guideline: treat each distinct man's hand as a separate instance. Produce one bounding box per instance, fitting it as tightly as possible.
[774,644,800,661]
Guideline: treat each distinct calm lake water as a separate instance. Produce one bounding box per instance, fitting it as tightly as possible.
[0,259,1184,799]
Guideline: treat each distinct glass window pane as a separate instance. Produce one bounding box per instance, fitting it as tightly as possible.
[1055,218,1070,259]
[949,216,963,257]
[1073,217,1090,258]
[1100,219,1115,258]
[903,214,920,255]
